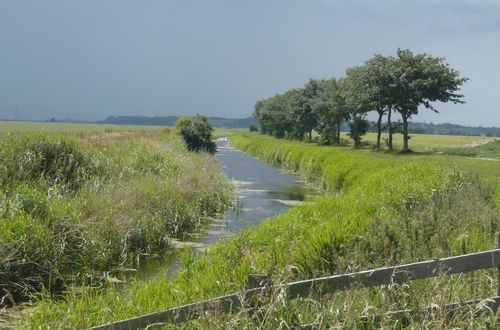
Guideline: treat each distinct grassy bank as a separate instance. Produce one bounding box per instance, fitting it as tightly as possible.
[18,133,498,328]
[0,131,232,302]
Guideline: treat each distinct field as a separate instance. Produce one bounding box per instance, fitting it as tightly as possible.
[0,127,232,309]
[8,129,497,328]
[341,131,494,150]
[0,121,164,137]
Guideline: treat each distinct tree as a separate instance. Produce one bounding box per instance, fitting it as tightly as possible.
[361,55,397,149]
[348,115,370,147]
[291,79,321,142]
[344,66,373,147]
[175,115,216,153]
[390,49,468,151]
[253,92,294,138]
[313,78,349,145]
[249,123,259,132]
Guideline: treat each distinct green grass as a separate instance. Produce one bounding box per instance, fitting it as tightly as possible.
[345,131,494,151]
[0,120,165,138]
[0,131,232,302]
[18,133,498,328]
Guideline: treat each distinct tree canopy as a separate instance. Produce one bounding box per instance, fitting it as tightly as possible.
[175,115,217,153]
[252,49,468,151]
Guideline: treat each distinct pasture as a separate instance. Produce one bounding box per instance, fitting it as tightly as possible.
[0,120,164,137]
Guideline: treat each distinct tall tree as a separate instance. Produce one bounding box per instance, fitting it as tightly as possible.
[313,78,349,145]
[344,66,372,147]
[362,55,397,149]
[291,79,321,142]
[253,92,294,138]
[391,49,468,151]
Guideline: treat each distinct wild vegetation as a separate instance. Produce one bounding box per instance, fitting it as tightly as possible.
[254,49,468,151]
[18,133,498,328]
[0,131,232,303]
[0,121,163,137]
[175,115,217,153]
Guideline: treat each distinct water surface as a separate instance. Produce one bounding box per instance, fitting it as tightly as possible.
[133,138,314,279]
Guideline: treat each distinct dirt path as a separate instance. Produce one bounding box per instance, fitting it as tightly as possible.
[465,137,500,148]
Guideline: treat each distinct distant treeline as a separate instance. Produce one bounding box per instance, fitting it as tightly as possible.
[404,122,500,137]
[98,115,257,128]
[97,116,499,136]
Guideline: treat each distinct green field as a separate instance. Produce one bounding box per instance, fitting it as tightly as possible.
[342,131,494,150]
[0,120,165,137]
[14,132,498,328]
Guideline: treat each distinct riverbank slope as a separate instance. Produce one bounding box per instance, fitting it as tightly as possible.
[18,133,499,328]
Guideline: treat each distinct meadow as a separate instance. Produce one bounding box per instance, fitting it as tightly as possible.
[0,121,164,137]
[0,128,232,305]
[15,131,498,328]
[342,131,496,151]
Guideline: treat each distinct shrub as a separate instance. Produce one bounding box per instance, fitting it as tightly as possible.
[249,124,259,132]
[348,117,369,147]
[175,115,216,153]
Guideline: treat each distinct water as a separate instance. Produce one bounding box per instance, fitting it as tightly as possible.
[131,138,315,279]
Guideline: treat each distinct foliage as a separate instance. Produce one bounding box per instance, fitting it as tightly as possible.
[253,90,296,138]
[249,123,258,132]
[389,49,468,151]
[21,134,498,328]
[0,131,232,301]
[347,116,370,147]
[252,48,467,151]
[313,78,350,145]
[175,115,217,153]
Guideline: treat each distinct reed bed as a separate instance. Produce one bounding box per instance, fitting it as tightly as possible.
[0,131,232,302]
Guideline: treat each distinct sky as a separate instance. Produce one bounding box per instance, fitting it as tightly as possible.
[0,0,499,126]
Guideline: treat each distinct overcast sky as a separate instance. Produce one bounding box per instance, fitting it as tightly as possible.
[0,0,499,126]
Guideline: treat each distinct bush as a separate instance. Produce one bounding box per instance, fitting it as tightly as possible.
[348,117,369,147]
[249,124,259,132]
[175,115,216,153]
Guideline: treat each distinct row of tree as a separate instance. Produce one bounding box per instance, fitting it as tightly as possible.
[253,49,468,151]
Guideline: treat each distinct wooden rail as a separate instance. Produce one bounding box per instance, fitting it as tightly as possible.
[92,237,500,330]
[286,248,500,298]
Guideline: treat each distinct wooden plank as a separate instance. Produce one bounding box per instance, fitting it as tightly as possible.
[287,249,500,299]
[90,292,244,330]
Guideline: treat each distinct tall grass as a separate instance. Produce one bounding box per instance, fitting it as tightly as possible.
[18,133,498,328]
[0,131,232,301]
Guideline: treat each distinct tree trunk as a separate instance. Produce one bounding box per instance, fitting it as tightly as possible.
[336,123,341,144]
[308,130,312,143]
[387,108,393,151]
[402,115,409,151]
[376,110,383,149]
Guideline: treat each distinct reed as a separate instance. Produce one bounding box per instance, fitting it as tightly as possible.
[0,131,232,301]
